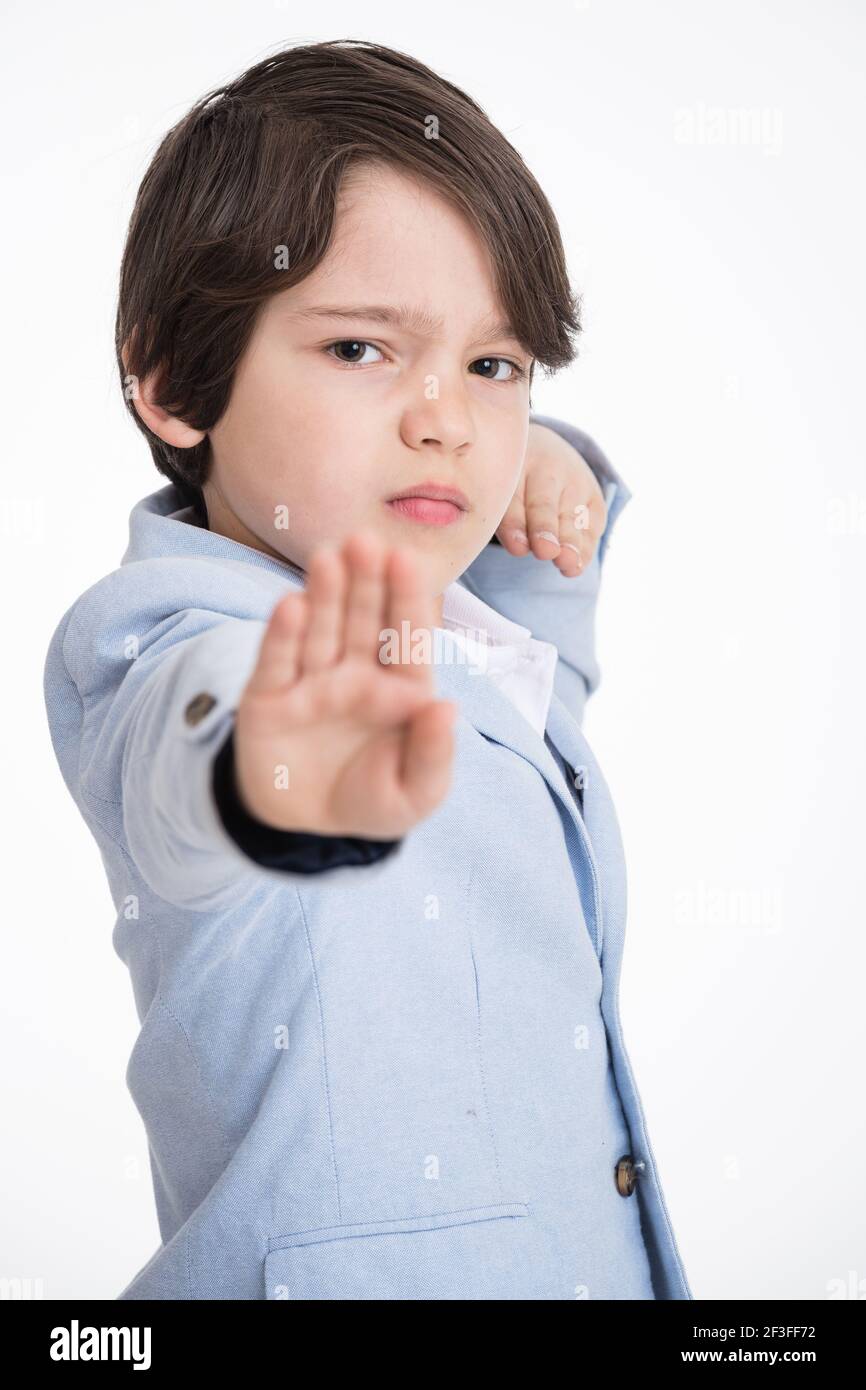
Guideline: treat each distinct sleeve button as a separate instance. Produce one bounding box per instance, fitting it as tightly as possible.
[184,692,217,726]
[615,1154,640,1196]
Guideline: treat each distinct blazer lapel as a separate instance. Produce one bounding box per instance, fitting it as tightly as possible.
[432,651,609,958]
[546,691,629,968]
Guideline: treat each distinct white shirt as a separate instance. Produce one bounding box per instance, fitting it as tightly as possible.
[439,580,559,739]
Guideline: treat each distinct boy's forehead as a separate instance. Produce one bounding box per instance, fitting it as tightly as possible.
[284,168,512,332]
[282,299,519,345]
[335,166,462,244]
[265,167,520,346]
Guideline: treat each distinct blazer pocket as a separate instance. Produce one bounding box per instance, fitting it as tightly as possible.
[265,1202,532,1300]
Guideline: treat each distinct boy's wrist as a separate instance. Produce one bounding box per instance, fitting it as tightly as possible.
[212,726,403,872]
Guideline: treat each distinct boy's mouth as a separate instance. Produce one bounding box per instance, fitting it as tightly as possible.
[385,482,469,527]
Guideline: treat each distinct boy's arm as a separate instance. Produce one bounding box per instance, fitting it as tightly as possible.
[62,607,404,911]
[458,413,632,725]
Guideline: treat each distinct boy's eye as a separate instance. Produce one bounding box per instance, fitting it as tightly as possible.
[324,341,526,383]
[469,356,526,383]
[326,339,385,367]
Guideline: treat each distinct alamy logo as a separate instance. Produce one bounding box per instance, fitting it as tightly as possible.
[378,620,491,673]
[49,1320,151,1370]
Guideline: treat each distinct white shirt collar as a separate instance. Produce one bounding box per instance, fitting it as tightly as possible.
[438,580,559,738]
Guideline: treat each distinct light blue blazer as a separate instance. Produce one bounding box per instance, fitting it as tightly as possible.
[43,414,692,1300]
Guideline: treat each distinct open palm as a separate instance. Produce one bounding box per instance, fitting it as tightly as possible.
[233,531,457,840]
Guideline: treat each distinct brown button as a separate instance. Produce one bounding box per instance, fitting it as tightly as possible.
[184,692,217,726]
[615,1154,639,1196]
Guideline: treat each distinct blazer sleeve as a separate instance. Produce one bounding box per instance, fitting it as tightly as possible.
[64,608,407,911]
[458,413,632,725]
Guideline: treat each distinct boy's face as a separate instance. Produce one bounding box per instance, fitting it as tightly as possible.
[203,162,534,623]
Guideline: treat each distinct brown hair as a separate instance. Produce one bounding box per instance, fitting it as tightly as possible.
[115,38,582,520]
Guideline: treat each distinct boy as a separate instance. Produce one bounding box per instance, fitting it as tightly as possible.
[43,40,692,1300]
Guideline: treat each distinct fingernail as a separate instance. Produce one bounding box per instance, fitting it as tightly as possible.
[560,542,583,566]
[534,530,560,546]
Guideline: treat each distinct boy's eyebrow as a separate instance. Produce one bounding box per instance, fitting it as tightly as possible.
[290,302,520,345]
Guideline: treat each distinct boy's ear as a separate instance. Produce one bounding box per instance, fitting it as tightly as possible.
[121,339,206,449]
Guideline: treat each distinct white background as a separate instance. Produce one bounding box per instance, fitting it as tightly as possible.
[2,0,864,1300]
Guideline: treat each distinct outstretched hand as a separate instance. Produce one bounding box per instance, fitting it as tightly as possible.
[234,531,457,841]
